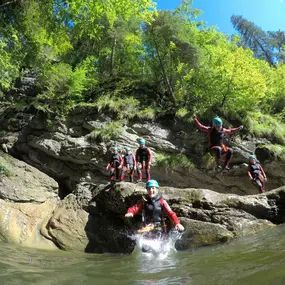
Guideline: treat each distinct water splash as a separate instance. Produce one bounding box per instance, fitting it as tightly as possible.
[130,230,183,260]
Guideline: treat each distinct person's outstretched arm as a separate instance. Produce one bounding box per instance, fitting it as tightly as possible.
[193,117,211,133]
[223,125,243,135]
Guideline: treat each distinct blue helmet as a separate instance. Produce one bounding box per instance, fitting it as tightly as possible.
[249,154,256,159]
[212,117,223,127]
[112,146,118,151]
[146,179,159,189]
[139,138,146,145]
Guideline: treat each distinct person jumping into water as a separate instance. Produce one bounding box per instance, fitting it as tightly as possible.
[194,116,243,170]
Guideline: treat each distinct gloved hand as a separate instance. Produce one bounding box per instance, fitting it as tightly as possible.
[175,223,185,232]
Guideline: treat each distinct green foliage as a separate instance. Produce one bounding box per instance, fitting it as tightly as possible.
[65,0,156,39]
[265,64,285,116]
[135,108,156,120]
[95,95,140,119]
[0,164,11,177]
[185,42,267,116]
[90,121,123,141]
[155,152,194,170]
[12,0,71,67]
[32,62,89,114]
[175,108,189,118]
[0,42,20,90]
[266,144,285,161]
[245,112,285,144]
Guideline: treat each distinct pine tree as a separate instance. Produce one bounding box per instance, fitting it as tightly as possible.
[231,15,275,66]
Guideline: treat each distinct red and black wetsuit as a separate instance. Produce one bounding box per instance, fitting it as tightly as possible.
[135,146,152,181]
[121,153,136,182]
[194,118,241,167]
[106,153,123,181]
[248,162,266,193]
[126,193,180,236]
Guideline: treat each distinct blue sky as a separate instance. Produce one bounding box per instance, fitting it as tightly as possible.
[154,0,285,35]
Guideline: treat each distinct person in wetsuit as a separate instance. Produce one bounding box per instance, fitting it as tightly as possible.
[194,116,243,170]
[124,179,184,238]
[135,138,152,182]
[106,146,124,182]
[121,147,136,182]
[247,154,267,193]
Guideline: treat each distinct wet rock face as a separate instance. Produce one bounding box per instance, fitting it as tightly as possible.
[0,198,58,250]
[0,150,58,203]
[0,150,60,249]
[1,105,284,196]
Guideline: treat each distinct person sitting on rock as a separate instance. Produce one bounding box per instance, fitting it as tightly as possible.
[106,146,124,182]
[194,116,243,170]
[124,179,184,238]
[121,147,136,182]
[247,154,267,193]
[135,138,152,182]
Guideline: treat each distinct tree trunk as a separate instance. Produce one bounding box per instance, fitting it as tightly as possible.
[252,34,275,67]
[151,29,174,100]
[110,38,117,76]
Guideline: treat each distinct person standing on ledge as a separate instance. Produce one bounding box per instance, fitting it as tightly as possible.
[135,138,152,182]
[106,146,124,182]
[121,147,136,182]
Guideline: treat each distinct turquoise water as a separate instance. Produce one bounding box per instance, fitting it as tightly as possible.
[1,225,285,285]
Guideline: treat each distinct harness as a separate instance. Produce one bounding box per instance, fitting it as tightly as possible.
[250,163,262,177]
[137,147,150,163]
[110,154,121,167]
[124,154,135,167]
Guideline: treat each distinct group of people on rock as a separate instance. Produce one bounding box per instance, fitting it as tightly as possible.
[106,138,152,183]
[107,116,268,193]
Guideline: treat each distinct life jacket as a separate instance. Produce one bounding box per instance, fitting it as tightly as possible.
[136,147,150,163]
[249,163,262,177]
[110,154,122,167]
[143,194,164,226]
[124,154,135,167]
[210,127,225,147]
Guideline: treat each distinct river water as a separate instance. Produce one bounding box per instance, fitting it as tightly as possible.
[1,224,285,285]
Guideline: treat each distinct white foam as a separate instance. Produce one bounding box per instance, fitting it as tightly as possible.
[130,230,183,260]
